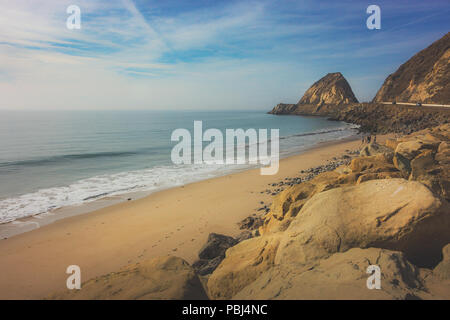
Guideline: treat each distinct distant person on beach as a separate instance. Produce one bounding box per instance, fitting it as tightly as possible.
[367,135,371,143]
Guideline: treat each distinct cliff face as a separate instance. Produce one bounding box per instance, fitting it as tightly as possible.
[373,32,450,104]
[269,34,450,133]
[298,72,358,106]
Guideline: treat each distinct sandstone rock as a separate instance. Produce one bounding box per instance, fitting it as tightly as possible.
[260,172,344,235]
[434,244,450,280]
[234,248,435,300]
[410,149,437,179]
[350,154,397,173]
[385,138,402,150]
[275,179,450,268]
[207,235,281,299]
[50,256,208,300]
[198,233,237,260]
[360,142,394,161]
[235,230,253,243]
[356,171,403,184]
[436,141,450,165]
[393,139,439,175]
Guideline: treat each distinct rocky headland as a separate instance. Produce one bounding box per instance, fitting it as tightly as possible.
[269,33,450,134]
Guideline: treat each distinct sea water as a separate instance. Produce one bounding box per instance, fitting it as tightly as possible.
[0,110,358,223]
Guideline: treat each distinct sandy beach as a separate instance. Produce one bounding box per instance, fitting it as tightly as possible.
[0,135,397,299]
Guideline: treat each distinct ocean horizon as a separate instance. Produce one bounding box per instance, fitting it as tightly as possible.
[0,110,358,224]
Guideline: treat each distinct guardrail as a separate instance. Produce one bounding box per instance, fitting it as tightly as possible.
[381,102,450,108]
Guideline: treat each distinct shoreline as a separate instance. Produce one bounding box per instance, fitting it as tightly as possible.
[0,133,359,240]
[0,134,392,299]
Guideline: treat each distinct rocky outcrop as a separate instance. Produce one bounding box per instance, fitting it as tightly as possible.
[50,256,208,300]
[207,124,450,300]
[269,34,450,134]
[275,179,449,268]
[392,124,450,201]
[269,103,297,114]
[269,72,358,116]
[373,32,450,104]
[434,244,450,280]
[331,103,450,134]
[298,72,358,106]
[208,234,282,299]
[234,248,432,300]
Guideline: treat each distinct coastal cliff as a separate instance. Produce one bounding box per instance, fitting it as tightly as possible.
[269,33,450,134]
[373,32,450,104]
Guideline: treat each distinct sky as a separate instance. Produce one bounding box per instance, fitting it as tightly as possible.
[0,0,449,110]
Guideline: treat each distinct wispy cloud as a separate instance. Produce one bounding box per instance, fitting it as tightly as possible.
[0,0,449,109]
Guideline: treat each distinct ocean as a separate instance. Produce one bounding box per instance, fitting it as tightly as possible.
[0,110,358,223]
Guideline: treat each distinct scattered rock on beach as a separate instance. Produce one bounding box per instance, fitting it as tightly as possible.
[198,233,237,260]
[192,233,238,276]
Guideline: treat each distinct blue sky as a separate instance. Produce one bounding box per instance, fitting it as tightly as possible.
[0,0,449,110]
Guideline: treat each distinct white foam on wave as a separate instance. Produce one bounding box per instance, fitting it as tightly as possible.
[0,163,244,224]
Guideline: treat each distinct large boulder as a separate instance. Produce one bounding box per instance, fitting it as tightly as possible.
[209,179,449,299]
[393,139,440,175]
[50,256,208,300]
[275,179,449,268]
[260,172,344,235]
[350,154,397,174]
[234,248,435,300]
[434,244,450,280]
[207,235,281,299]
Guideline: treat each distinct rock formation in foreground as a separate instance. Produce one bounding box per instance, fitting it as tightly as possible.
[207,123,450,300]
[373,32,450,104]
[269,72,358,115]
